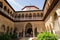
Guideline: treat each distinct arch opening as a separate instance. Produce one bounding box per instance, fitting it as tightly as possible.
[25,23,33,37]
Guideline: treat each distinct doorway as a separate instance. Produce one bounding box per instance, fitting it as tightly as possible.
[25,23,33,37]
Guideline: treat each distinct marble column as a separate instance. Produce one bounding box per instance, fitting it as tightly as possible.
[56,9,60,28]
[23,26,25,38]
[33,26,35,37]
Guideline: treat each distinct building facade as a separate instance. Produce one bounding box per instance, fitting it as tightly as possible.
[0,0,60,40]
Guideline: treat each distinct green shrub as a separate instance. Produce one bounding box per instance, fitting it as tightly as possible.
[37,32,58,40]
[10,33,17,40]
[0,33,17,40]
[0,33,10,40]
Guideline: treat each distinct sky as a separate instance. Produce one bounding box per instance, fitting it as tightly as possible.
[7,0,45,11]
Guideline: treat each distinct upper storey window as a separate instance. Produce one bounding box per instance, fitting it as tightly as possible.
[4,6,7,10]
[25,14,28,17]
[18,14,21,18]
[41,13,43,17]
[29,13,32,18]
[33,13,36,17]
[7,9,9,13]
[54,12,57,20]
[37,13,40,17]
[0,2,3,8]
[22,14,24,18]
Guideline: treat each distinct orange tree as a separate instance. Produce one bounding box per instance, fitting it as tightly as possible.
[37,32,58,40]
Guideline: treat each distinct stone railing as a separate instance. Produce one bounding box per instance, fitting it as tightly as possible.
[0,7,43,21]
[0,7,14,20]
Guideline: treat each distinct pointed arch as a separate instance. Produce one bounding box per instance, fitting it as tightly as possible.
[25,23,33,37]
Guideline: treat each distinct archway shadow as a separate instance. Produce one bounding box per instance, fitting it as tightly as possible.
[25,23,33,37]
